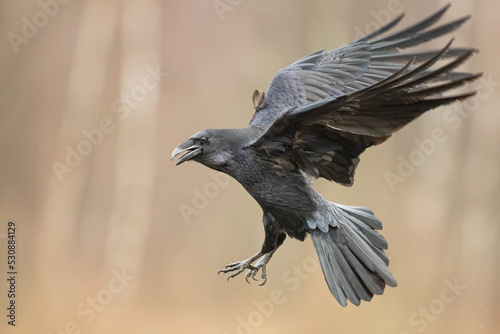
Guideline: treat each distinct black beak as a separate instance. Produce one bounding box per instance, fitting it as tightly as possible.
[171,139,202,166]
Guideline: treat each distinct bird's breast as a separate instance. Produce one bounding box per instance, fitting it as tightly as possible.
[232,159,317,212]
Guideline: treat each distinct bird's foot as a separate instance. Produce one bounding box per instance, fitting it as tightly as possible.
[245,253,273,286]
[218,251,273,286]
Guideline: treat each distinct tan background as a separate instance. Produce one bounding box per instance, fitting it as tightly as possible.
[0,0,499,333]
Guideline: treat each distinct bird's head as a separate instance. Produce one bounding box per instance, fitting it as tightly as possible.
[171,129,236,171]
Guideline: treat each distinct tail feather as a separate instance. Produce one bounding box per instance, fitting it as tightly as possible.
[337,241,386,294]
[310,203,397,307]
[343,212,388,250]
[323,234,373,306]
[336,204,383,229]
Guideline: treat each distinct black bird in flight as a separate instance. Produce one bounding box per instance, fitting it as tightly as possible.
[171,5,480,306]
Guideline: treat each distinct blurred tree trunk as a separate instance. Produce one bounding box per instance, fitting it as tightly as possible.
[36,0,120,313]
[104,0,162,293]
[445,1,500,331]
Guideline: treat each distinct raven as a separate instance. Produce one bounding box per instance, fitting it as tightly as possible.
[171,5,480,306]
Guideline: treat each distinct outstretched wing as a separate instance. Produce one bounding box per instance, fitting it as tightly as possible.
[247,5,480,186]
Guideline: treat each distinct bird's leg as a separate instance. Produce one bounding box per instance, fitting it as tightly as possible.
[218,251,265,281]
[218,215,287,286]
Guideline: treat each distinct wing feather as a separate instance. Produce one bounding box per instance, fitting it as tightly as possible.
[247,5,479,186]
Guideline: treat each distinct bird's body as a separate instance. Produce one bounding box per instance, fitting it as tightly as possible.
[194,127,317,241]
[172,5,480,307]
[236,152,317,242]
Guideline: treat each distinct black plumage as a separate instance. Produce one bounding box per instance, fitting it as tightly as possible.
[171,5,480,307]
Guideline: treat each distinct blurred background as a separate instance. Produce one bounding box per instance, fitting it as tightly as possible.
[0,0,498,333]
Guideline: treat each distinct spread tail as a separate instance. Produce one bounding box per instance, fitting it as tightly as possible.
[308,203,397,306]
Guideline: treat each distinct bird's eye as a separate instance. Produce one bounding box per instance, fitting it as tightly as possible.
[199,136,208,144]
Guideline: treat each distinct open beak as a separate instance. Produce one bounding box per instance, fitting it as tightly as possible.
[171,139,203,166]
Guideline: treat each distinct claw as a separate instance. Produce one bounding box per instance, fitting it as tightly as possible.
[245,271,252,284]
[218,262,246,275]
[258,266,267,286]
[251,269,259,281]
[227,269,245,281]
[218,251,275,286]
[244,267,261,283]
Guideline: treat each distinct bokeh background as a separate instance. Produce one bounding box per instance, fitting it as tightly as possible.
[0,0,499,333]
